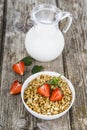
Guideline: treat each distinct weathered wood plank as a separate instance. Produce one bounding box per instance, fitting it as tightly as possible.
[0,0,72,130]
[57,0,87,130]
[0,1,36,129]
[0,0,5,83]
[0,0,4,44]
[0,0,6,129]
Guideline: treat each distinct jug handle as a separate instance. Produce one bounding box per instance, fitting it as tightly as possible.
[60,12,72,33]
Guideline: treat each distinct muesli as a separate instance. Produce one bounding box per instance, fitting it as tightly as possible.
[24,75,72,115]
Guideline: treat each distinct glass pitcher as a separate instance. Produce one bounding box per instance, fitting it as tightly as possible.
[25,4,72,62]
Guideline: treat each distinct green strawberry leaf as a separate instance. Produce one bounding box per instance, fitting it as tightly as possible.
[47,75,61,87]
[31,65,44,74]
[21,56,33,66]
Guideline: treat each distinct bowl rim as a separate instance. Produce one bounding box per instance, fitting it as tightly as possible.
[21,71,75,120]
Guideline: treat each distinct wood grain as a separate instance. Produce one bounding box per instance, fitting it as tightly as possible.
[0,0,4,44]
[0,0,5,85]
[0,0,6,129]
[57,0,87,130]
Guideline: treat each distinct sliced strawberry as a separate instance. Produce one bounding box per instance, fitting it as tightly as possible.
[12,61,25,75]
[50,88,63,101]
[37,83,50,97]
[10,80,22,95]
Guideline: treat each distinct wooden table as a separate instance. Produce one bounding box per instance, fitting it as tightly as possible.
[0,0,87,130]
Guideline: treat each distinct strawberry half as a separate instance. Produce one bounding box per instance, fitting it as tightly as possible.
[10,80,22,95]
[12,61,25,75]
[50,88,63,101]
[37,83,50,97]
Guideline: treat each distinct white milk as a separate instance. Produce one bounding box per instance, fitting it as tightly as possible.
[25,4,72,62]
[25,24,64,62]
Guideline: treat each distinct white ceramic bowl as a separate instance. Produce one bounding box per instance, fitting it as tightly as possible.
[21,71,75,120]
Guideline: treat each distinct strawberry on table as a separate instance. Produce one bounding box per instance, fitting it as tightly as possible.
[12,61,25,75]
[50,88,63,101]
[37,83,50,97]
[10,80,22,95]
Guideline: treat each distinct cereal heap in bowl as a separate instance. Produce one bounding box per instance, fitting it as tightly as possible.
[24,74,72,115]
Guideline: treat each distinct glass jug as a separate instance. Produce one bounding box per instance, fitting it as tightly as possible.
[25,4,72,62]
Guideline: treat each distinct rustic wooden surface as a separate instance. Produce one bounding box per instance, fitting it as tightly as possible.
[0,0,87,130]
[0,0,5,86]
